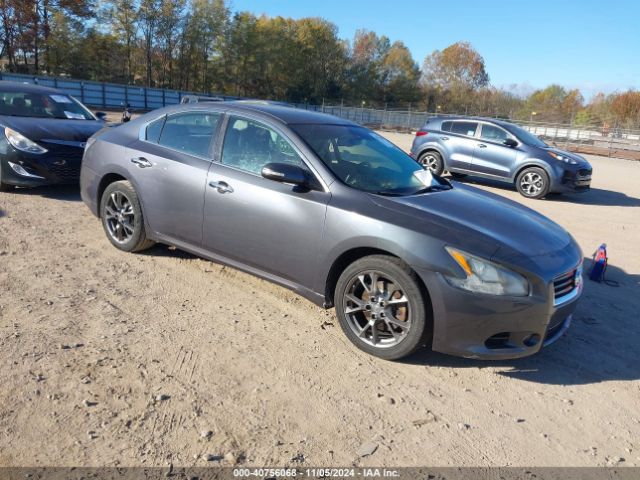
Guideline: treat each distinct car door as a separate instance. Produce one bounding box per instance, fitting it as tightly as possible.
[471,123,518,178]
[202,114,330,287]
[126,111,221,244]
[445,121,479,171]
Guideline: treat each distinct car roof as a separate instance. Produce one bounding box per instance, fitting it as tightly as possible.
[159,101,356,126]
[222,102,357,126]
[429,115,516,129]
[0,80,66,95]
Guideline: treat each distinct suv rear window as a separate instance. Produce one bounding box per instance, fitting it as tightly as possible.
[441,121,452,132]
[450,121,478,137]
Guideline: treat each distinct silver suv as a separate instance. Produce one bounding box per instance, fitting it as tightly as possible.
[410,116,592,199]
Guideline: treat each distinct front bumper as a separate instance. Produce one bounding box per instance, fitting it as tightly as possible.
[0,148,83,187]
[552,166,592,193]
[416,268,582,360]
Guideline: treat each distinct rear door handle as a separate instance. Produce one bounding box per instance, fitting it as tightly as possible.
[440,136,449,141]
[477,143,487,148]
[209,180,234,194]
[131,157,152,168]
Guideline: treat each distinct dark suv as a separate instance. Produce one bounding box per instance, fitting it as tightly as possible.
[410,116,592,199]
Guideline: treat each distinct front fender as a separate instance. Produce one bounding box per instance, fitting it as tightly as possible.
[512,158,557,183]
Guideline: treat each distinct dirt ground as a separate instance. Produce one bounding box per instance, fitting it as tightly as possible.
[0,132,639,468]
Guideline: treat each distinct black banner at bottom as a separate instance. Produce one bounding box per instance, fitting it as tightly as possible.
[0,467,637,480]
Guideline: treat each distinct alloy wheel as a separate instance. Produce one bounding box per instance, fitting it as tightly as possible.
[343,270,412,348]
[422,154,440,173]
[104,191,135,244]
[520,172,544,196]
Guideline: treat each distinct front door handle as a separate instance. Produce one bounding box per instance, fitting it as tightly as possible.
[209,180,234,194]
[477,143,487,148]
[131,157,152,168]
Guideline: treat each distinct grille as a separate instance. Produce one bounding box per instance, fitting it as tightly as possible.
[553,268,578,303]
[44,144,85,160]
[484,332,511,349]
[48,163,81,180]
[40,142,84,181]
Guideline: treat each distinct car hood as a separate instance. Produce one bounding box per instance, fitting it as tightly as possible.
[370,183,572,261]
[0,116,104,144]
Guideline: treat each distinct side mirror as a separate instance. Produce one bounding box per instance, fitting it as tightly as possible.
[503,138,518,148]
[261,162,309,186]
[95,111,108,121]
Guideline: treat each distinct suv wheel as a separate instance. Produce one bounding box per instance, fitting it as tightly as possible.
[516,167,550,199]
[100,180,155,252]
[335,255,430,360]
[418,151,444,175]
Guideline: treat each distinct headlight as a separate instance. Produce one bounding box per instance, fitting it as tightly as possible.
[444,247,529,296]
[4,127,48,154]
[548,151,578,165]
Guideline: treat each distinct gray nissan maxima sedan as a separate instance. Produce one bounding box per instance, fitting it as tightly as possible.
[80,102,583,361]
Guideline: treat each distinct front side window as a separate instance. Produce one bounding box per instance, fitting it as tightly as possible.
[450,121,478,137]
[158,112,220,157]
[221,116,307,175]
[480,124,510,143]
[0,90,94,120]
[507,124,548,148]
[291,124,450,195]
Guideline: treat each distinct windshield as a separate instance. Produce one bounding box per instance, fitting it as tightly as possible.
[0,90,95,120]
[291,124,449,195]
[508,124,548,148]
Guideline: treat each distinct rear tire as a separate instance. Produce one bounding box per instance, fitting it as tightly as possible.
[100,180,155,252]
[335,255,430,360]
[418,151,444,176]
[516,167,550,199]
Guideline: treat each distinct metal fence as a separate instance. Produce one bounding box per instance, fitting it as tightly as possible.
[0,71,223,110]
[2,71,639,160]
[296,103,640,160]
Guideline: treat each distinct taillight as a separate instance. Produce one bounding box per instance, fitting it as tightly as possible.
[416,130,428,137]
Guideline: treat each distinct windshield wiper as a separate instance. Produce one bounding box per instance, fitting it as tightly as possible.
[409,184,452,195]
[372,190,405,197]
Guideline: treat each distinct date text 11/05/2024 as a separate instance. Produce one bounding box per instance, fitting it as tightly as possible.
[232,468,400,477]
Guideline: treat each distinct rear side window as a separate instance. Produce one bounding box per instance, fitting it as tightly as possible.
[441,121,452,132]
[158,112,220,157]
[145,116,165,143]
[450,121,478,137]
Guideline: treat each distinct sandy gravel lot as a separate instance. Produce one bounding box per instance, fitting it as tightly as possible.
[0,132,639,468]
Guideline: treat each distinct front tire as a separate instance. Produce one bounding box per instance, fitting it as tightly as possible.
[516,167,550,199]
[100,180,155,252]
[418,151,444,176]
[335,255,430,360]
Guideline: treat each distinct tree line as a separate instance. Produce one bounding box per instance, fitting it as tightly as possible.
[1,0,639,128]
